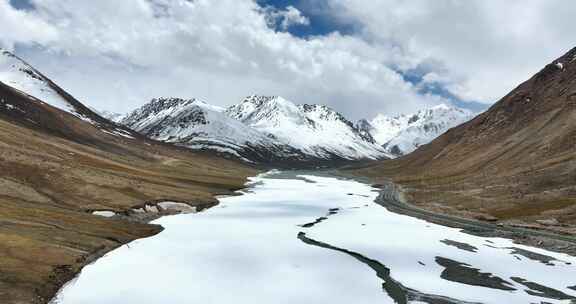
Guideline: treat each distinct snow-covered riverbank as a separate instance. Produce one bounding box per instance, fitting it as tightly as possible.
[52,171,576,304]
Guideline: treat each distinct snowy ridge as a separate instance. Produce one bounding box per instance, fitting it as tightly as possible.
[0,49,90,121]
[360,104,475,156]
[121,98,257,144]
[226,96,389,160]
[0,49,142,140]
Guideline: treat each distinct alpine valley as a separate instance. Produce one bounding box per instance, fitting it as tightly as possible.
[1,42,576,304]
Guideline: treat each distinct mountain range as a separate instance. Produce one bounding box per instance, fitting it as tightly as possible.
[116,96,475,163]
[120,95,422,164]
[0,47,474,168]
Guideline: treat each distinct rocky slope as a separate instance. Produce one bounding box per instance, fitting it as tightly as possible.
[358,104,474,156]
[0,49,256,304]
[352,47,576,234]
[122,95,390,164]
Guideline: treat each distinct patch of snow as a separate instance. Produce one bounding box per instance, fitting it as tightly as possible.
[187,143,243,157]
[1,98,24,113]
[101,128,135,139]
[114,128,135,139]
[92,211,116,217]
[158,202,197,214]
[145,205,159,213]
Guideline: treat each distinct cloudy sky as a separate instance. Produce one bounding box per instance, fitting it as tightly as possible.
[1,0,574,119]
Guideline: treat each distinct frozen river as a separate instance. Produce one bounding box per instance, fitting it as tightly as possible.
[52,171,576,304]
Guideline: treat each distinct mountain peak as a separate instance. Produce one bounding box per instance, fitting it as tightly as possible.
[0,49,127,129]
[227,95,302,126]
[239,95,295,111]
[226,96,387,159]
[150,97,197,109]
[365,104,475,156]
[430,103,451,111]
[299,103,335,117]
[242,95,279,104]
[0,49,76,115]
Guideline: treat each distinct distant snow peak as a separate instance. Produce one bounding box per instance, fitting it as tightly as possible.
[227,95,304,126]
[226,95,388,160]
[363,103,475,156]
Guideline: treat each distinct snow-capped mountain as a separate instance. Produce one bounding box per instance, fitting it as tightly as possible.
[120,96,471,163]
[122,96,389,164]
[360,104,475,156]
[0,49,96,123]
[121,97,301,162]
[226,95,387,160]
[0,49,140,139]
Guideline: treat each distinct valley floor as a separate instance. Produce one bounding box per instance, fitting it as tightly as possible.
[370,180,576,257]
[51,171,576,304]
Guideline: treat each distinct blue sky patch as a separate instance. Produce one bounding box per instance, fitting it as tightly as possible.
[397,67,488,113]
[9,0,35,10]
[258,1,487,112]
[257,0,358,38]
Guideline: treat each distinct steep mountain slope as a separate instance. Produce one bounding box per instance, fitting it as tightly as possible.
[358,104,474,156]
[0,51,256,304]
[226,95,389,160]
[0,50,115,126]
[353,47,576,233]
[121,97,300,162]
[0,49,141,143]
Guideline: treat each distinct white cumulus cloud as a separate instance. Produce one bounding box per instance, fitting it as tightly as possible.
[0,0,58,50]
[1,0,574,120]
[328,0,576,104]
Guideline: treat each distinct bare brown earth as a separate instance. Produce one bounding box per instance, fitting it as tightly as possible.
[352,47,576,237]
[0,82,257,303]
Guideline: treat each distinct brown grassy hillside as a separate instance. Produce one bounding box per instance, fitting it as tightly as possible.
[0,81,257,303]
[353,47,576,232]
